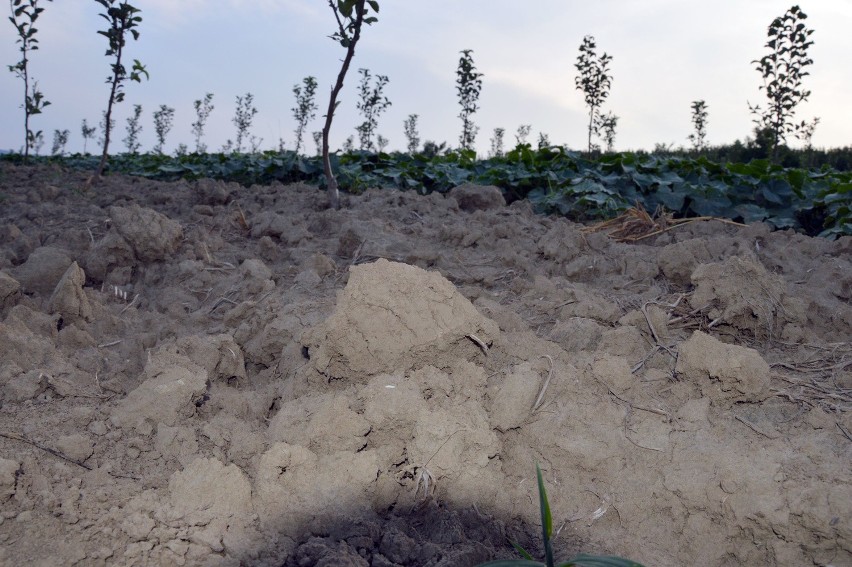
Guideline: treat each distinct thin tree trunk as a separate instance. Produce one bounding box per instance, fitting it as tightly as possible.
[95,45,124,181]
[322,0,365,210]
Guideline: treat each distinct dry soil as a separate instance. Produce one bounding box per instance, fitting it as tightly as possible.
[0,163,850,566]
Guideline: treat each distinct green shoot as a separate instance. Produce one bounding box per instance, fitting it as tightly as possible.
[475,463,644,567]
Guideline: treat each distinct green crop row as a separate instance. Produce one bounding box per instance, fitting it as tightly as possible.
[4,146,849,238]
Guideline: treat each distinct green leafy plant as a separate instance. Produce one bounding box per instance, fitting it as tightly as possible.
[477,464,643,567]
[403,113,420,154]
[688,100,709,151]
[122,103,142,153]
[456,49,483,152]
[93,0,148,181]
[81,118,96,154]
[748,5,815,162]
[152,104,174,154]
[575,35,613,156]
[7,0,53,162]
[321,0,380,209]
[537,132,551,149]
[191,92,214,153]
[355,68,391,151]
[292,76,318,155]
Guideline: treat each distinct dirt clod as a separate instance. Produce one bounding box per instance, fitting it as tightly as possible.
[0,164,850,566]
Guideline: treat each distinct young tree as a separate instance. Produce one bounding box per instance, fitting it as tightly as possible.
[292,76,318,155]
[123,103,142,153]
[537,132,550,149]
[93,0,148,181]
[376,134,388,152]
[321,0,380,209]
[152,104,175,153]
[456,49,483,152]
[688,99,709,151]
[355,68,391,151]
[403,113,419,154]
[797,116,819,149]
[748,5,815,161]
[7,0,53,162]
[51,128,69,156]
[81,118,96,154]
[575,35,613,155]
[230,92,257,152]
[596,111,618,152]
[515,124,531,146]
[489,127,505,157]
[191,93,214,153]
[312,130,322,156]
[342,135,355,153]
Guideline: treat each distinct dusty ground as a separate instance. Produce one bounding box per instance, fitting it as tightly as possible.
[0,162,850,567]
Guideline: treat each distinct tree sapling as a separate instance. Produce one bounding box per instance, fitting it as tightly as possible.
[292,76,318,155]
[321,0,380,209]
[153,104,175,153]
[93,0,148,181]
[355,67,391,151]
[191,93,214,153]
[7,0,53,162]
[123,103,142,153]
[748,5,816,161]
[51,128,69,156]
[81,119,96,154]
[456,49,483,152]
[688,100,709,151]
[596,110,619,152]
[403,113,420,154]
[231,92,258,153]
[575,35,613,155]
[515,124,531,146]
[490,127,505,157]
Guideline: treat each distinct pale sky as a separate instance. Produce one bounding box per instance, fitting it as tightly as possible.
[1,1,850,156]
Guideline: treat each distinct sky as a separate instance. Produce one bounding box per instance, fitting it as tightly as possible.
[1,0,850,156]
